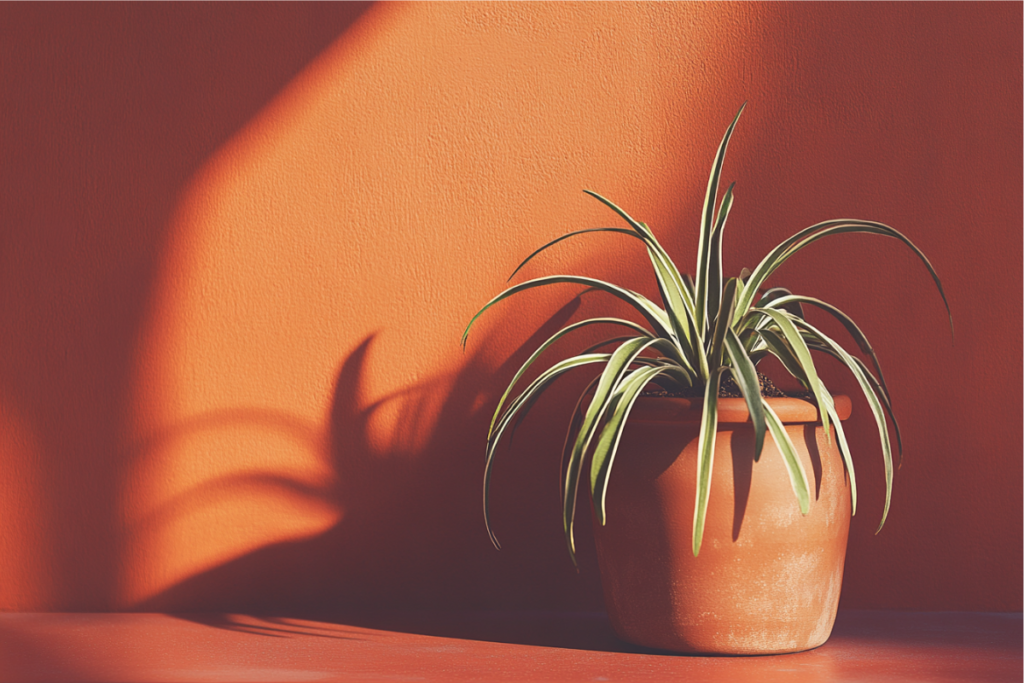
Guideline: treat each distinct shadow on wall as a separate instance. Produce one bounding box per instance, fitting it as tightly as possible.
[86,1,751,614]
[138,296,607,613]
[0,2,372,610]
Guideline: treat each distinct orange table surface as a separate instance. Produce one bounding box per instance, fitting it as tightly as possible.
[0,610,1019,682]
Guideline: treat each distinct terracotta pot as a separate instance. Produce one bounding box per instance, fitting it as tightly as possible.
[592,395,853,655]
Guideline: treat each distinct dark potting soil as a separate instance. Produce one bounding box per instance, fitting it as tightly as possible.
[644,372,814,400]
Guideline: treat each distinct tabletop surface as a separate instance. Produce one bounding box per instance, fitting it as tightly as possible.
[0,609,1020,683]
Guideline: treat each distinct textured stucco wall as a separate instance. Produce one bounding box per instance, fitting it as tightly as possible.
[0,2,1020,612]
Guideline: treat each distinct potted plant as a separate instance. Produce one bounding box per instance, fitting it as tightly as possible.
[461,104,951,654]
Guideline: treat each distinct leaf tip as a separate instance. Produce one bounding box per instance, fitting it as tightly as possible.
[751,412,766,462]
[566,539,580,570]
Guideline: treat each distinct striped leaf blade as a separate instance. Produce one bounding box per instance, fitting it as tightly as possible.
[487,317,652,439]
[462,274,673,347]
[751,307,831,440]
[706,182,736,334]
[736,220,952,340]
[724,327,766,461]
[692,367,724,557]
[765,293,892,403]
[483,353,611,549]
[583,191,701,361]
[696,103,746,334]
[758,328,811,391]
[590,365,670,525]
[762,399,811,515]
[506,227,639,282]
[563,337,660,561]
[816,383,858,516]
[804,338,904,464]
[796,319,894,532]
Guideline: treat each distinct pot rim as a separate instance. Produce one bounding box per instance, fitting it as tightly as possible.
[628,394,852,424]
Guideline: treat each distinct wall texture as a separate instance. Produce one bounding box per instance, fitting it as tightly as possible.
[0,2,1019,613]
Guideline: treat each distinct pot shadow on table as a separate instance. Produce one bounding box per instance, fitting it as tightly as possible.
[168,611,666,654]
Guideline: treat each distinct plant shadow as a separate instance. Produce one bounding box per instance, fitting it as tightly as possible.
[142,295,623,649]
[730,423,823,542]
[0,1,373,611]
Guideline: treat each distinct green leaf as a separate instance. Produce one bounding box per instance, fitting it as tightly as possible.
[762,399,811,515]
[696,103,745,335]
[765,293,892,404]
[506,227,640,282]
[706,182,736,333]
[708,278,739,370]
[486,317,652,440]
[644,250,690,349]
[846,353,902,463]
[692,367,724,556]
[724,328,766,461]
[803,338,903,466]
[590,365,671,525]
[484,353,611,550]
[561,375,602,476]
[583,191,701,363]
[578,335,695,382]
[816,384,857,516]
[758,328,811,391]
[640,338,697,386]
[462,274,673,348]
[563,337,661,562]
[558,373,603,569]
[794,319,894,532]
[758,287,805,321]
[750,307,831,441]
[735,220,953,342]
[581,190,656,242]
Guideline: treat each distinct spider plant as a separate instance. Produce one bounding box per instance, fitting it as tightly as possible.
[462,104,952,564]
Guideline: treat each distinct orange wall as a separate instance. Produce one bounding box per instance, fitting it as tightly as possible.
[0,2,1019,613]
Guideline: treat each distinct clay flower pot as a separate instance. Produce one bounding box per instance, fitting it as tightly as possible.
[592,394,853,655]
